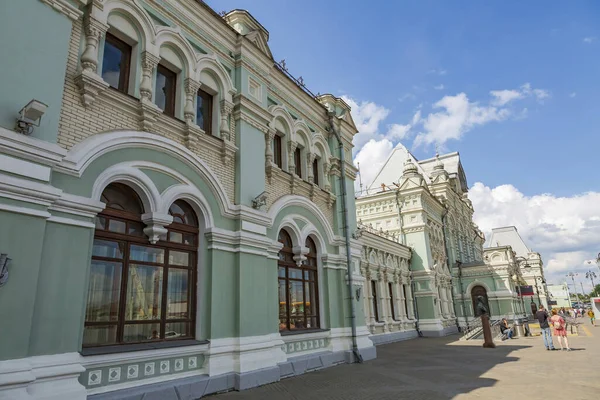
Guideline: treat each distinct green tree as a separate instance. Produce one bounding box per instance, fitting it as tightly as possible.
[591,284,600,298]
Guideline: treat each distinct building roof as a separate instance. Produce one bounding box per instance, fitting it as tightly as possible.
[365,143,428,193]
[364,143,468,195]
[486,226,530,256]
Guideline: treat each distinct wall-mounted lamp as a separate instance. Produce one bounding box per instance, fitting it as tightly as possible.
[355,287,362,301]
[16,99,47,135]
[251,191,267,210]
[0,253,10,287]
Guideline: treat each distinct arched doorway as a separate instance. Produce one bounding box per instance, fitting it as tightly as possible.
[471,285,490,316]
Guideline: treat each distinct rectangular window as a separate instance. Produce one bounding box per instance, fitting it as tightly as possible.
[313,158,319,186]
[102,32,131,93]
[388,282,396,320]
[155,64,177,117]
[294,147,302,178]
[273,134,283,168]
[248,77,261,100]
[196,88,213,134]
[371,280,380,322]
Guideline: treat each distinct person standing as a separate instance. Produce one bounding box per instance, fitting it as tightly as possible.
[550,309,570,351]
[535,305,556,351]
[588,308,596,327]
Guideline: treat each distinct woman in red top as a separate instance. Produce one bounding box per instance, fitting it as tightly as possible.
[550,309,571,351]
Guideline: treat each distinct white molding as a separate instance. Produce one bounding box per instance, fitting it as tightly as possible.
[0,154,51,182]
[0,126,66,168]
[47,216,95,228]
[39,0,83,20]
[0,203,50,219]
[0,352,86,400]
[241,220,267,235]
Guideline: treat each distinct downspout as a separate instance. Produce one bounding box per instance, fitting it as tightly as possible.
[441,206,460,332]
[394,190,422,337]
[328,113,362,363]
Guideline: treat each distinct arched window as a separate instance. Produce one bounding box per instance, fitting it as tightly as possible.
[278,232,320,332]
[83,184,198,348]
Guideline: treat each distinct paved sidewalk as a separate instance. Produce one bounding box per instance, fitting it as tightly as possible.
[208,320,599,400]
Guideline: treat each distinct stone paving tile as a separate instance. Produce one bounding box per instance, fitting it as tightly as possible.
[208,320,600,400]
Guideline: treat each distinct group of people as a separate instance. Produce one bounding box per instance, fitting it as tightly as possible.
[536,305,572,351]
[558,306,595,322]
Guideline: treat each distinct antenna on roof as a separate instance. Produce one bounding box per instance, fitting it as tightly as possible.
[357,162,364,194]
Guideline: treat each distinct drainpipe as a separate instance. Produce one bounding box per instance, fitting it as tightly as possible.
[394,190,422,337]
[328,113,362,363]
[441,206,460,332]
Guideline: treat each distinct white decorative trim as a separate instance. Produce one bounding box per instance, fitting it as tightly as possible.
[0,352,87,400]
[241,220,267,235]
[47,215,95,228]
[0,203,50,219]
[39,0,83,20]
[0,154,51,182]
[268,195,343,246]
[55,131,233,217]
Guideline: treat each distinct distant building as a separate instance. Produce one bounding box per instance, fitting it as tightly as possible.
[486,226,548,310]
[547,282,572,309]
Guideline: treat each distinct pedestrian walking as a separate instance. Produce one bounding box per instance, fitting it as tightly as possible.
[587,309,596,327]
[550,309,571,351]
[535,305,556,351]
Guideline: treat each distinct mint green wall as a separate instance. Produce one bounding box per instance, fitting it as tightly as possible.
[0,0,71,143]
[51,147,236,231]
[406,232,430,272]
[235,120,266,206]
[206,249,237,339]
[140,168,181,193]
[344,177,357,232]
[237,253,277,337]
[416,297,435,320]
[0,210,46,361]
[29,222,95,356]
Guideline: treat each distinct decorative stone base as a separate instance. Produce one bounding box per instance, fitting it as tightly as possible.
[369,330,419,345]
[89,349,375,399]
[418,319,459,337]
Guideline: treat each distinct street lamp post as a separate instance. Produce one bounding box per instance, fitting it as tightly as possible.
[586,270,597,289]
[567,272,580,307]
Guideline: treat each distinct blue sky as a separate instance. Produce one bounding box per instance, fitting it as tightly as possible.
[209,1,600,290]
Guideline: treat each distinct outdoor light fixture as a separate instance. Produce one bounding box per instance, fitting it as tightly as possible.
[16,99,48,135]
[355,287,362,301]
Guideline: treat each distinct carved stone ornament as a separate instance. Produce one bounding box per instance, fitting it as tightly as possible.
[75,70,109,108]
[184,79,202,124]
[220,100,234,140]
[221,139,238,166]
[141,213,173,244]
[0,253,10,287]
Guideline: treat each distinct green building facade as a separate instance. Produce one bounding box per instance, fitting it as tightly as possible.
[0,1,375,399]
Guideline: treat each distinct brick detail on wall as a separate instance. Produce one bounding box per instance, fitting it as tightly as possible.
[56,20,235,202]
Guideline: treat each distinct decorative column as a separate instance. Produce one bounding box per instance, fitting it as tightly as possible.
[219,100,237,165]
[288,141,298,174]
[184,78,201,124]
[138,51,162,132]
[265,128,276,183]
[406,274,415,319]
[140,51,160,103]
[448,286,456,317]
[183,78,202,151]
[307,152,316,183]
[323,162,331,192]
[74,16,109,107]
[220,100,234,140]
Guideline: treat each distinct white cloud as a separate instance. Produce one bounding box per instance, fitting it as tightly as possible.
[490,89,523,106]
[434,84,445,90]
[398,93,416,102]
[354,139,394,194]
[413,93,510,147]
[469,182,600,292]
[341,96,390,149]
[583,36,596,43]
[428,68,447,76]
[491,83,550,106]
[569,92,577,98]
[386,123,411,140]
